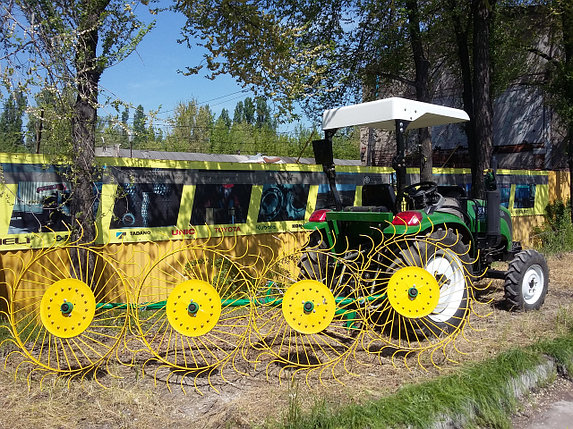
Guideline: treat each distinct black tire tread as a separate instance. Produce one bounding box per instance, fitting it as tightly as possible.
[298,231,329,280]
[504,249,548,311]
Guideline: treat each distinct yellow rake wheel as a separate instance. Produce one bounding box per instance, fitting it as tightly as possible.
[281,279,336,335]
[361,228,474,360]
[133,245,252,379]
[7,246,129,375]
[250,238,365,382]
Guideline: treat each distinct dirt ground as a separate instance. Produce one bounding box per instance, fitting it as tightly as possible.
[511,377,573,428]
[1,253,572,429]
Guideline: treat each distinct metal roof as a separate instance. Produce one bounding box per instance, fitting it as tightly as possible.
[95,147,361,166]
[322,97,470,131]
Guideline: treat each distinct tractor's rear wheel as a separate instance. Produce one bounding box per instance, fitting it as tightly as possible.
[364,228,472,349]
[504,250,548,311]
[297,230,330,281]
[420,230,470,334]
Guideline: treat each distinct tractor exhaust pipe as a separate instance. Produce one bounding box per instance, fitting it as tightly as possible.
[485,159,501,246]
[486,189,501,244]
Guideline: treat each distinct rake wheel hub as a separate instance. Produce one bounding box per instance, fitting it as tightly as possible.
[408,286,419,299]
[282,280,335,334]
[39,278,96,338]
[303,301,315,313]
[387,266,440,318]
[60,300,74,315]
[187,301,199,315]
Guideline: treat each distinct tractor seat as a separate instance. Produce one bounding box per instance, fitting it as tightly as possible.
[435,197,468,221]
[361,184,396,214]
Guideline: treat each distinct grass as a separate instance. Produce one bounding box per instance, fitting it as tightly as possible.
[0,315,19,352]
[532,199,573,254]
[0,369,189,429]
[0,314,56,353]
[533,224,573,255]
[535,333,573,377]
[3,320,572,429]
[272,328,573,429]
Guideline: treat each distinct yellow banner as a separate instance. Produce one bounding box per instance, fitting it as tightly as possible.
[0,153,549,251]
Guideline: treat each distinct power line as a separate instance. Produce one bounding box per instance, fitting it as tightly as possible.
[150,89,251,118]
[197,89,249,106]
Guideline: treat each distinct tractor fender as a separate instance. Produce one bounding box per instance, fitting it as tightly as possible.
[302,221,336,248]
[383,212,476,256]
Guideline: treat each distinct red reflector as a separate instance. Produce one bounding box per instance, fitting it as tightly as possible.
[392,211,423,226]
[309,209,331,222]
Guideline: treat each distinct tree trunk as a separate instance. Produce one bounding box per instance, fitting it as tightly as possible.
[71,95,97,243]
[70,1,108,243]
[568,126,573,224]
[449,0,476,187]
[406,0,433,182]
[471,0,495,199]
[561,1,573,222]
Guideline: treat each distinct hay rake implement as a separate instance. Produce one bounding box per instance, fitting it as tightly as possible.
[0,97,549,393]
[3,98,548,392]
[0,224,488,393]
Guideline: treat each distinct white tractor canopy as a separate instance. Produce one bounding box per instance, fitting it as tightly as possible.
[322,97,469,131]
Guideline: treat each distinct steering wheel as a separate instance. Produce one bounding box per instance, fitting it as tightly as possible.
[403,181,439,209]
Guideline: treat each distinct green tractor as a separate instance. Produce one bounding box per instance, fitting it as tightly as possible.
[304,97,548,334]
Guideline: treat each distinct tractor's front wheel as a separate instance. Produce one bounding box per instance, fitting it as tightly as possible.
[504,250,548,311]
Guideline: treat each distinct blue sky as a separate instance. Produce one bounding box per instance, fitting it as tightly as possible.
[99,6,256,130]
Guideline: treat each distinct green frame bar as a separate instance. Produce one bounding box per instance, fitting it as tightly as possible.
[114,293,387,312]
